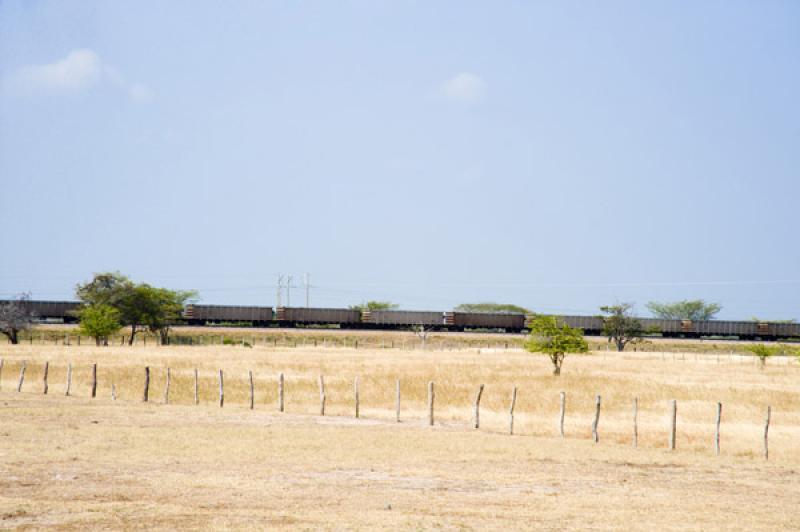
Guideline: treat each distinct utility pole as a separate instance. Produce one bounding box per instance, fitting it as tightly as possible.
[286,275,293,307]
[276,274,283,308]
[304,273,310,308]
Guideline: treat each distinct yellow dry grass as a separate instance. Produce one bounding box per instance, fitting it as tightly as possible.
[1,343,798,529]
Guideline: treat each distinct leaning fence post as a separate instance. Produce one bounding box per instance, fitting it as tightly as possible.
[633,397,639,448]
[164,368,171,404]
[559,391,566,438]
[592,395,601,443]
[428,381,435,426]
[91,363,97,398]
[249,370,254,410]
[764,406,771,460]
[143,367,150,402]
[509,386,518,435]
[278,373,285,412]
[17,361,26,392]
[715,402,722,456]
[318,375,326,416]
[354,377,360,418]
[42,361,49,394]
[218,370,224,408]
[65,363,72,396]
[473,384,485,429]
[194,369,199,405]
[669,400,677,450]
[395,379,401,422]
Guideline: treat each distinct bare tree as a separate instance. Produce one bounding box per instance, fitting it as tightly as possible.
[412,323,433,350]
[0,293,36,345]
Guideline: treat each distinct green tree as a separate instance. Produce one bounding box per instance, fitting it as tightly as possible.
[76,272,196,345]
[744,343,795,368]
[454,302,530,314]
[349,301,398,312]
[524,315,588,376]
[139,286,197,344]
[600,303,643,352]
[646,299,722,320]
[79,304,122,346]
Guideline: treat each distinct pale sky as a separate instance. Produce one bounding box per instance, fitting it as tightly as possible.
[1,1,799,319]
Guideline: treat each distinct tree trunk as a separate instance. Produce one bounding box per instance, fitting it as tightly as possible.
[615,338,625,352]
[9,329,19,345]
[128,325,137,346]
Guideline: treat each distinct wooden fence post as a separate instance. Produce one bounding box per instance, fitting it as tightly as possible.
[249,371,254,410]
[65,363,72,396]
[143,367,150,402]
[354,377,360,418]
[669,400,677,450]
[715,402,722,456]
[473,384,485,429]
[91,363,97,398]
[559,391,566,438]
[17,361,26,392]
[218,370,224,408]
[278,373,285,412]
[112,383,117,401]
[164,368,171,404]
[764,406,771,460]
[592,395,601,443]
[509,386,518,435]
[318,375,326,416]
[428,381,435,426]
[395,379,401,422]
[194,369,199,405]
[633,397,639,448]
[42,361,49,394]
[0,358,3,391]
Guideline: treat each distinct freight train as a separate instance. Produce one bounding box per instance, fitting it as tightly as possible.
[3,299,799,340]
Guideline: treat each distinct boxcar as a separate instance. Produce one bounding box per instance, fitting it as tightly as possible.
[453,312,526,331]
[184,304,273,325]
[276,307,361,326]
[556,315,604,334]
[0,300,82,323]
[365,310,448,328]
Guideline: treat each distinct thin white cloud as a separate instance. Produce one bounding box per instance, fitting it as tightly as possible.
[440,72,487,103]
[6,48,153,103]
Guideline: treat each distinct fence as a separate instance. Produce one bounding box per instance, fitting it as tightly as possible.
[0,358,778,460]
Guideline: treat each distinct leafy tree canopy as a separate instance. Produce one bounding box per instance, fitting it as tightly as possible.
[78,304,122,346]
[76,272,196,345]
[454,302,530,314]
[646,299,722,321]
[349,301,398,312]
[600,303,643,352]
[524,314,588,375]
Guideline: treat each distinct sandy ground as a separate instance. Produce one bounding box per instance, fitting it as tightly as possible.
[0,344,798,530]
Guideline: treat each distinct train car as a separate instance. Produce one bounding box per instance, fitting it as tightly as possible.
[364,310,449,329]
[555,315,604,334]
[0,299,82,323]
[276,307,361,327]
[453,312,526,331]
[184,304,273,325]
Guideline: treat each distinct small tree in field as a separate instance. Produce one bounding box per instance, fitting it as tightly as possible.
[0,293,36,344]
[600,303,643,352]
[525,315,588,376]
[746,344,782,369]
[79,304,122,346]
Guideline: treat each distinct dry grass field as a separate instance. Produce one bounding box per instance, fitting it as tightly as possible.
[1,342,799,529]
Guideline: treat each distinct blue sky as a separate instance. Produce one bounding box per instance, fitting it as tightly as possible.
[1,1,798,319]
